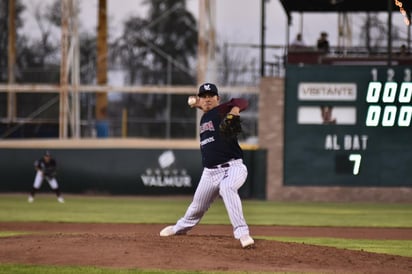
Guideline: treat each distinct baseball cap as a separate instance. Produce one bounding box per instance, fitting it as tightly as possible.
[198,83,218,97]
[44,151,51,157]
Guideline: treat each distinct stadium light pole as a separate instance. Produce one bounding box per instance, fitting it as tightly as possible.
[260,0,266,77]
[60,0,69,138]
[96,0,108,137]
[7,0,16,123]
[387,0,393,66]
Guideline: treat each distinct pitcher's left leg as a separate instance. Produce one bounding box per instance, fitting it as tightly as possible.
[219,161,250,239]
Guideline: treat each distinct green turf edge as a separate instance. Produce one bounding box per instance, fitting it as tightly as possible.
[0,231,28,237]
[0,264,305,274]
[260,236,412,258]
[1,195,412,227]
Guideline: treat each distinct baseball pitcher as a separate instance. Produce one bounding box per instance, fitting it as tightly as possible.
[160,83,254,248]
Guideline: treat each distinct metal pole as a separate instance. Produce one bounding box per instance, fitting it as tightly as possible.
[96,0,108,131]
[196,0,216,83]
[121,108,127,137]
[60,0,69,138]
[387,0,393,66]
[196,0,207,139]
[166,57,171,139]
[7,0,16,123]
[408,12,411,52]
[71,0,80,138]
[197,0,207,85]
[206,0,216,82]
[260,0,266,77]
[285,15,291,60]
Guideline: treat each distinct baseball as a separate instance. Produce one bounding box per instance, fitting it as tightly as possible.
[187,96,197,107]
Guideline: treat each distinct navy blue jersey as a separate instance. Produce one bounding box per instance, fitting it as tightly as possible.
[199,98,248,168]
[35,157,57,177]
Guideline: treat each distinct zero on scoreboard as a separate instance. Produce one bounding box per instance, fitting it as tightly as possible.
[284,65,412,187]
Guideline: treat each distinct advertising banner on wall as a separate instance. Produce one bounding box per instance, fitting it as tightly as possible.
[0,148,266,199]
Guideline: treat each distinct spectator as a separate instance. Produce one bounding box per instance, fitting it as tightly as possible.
[291,33,306,48]
[317,32,330,53]
[398,44,410,56]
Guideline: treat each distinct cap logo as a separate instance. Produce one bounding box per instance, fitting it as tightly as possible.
[203,84,211,91]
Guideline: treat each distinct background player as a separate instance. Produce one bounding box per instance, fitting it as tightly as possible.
[28,151,65,203]
[159,83,254,248]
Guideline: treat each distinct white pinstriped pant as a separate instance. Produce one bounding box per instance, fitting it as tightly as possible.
[33,171,59,190]
[174,159,250,239]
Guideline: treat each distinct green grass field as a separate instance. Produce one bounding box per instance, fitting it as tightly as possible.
[1,194,412,227]
[0,194,411,273]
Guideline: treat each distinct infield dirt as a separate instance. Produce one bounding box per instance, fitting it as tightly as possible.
[1,222,412,273]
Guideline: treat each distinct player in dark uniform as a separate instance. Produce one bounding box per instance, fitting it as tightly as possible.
[160,83,254,248]
[28,151,64,203]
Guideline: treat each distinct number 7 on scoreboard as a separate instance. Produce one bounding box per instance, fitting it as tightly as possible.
[349,154,361,175]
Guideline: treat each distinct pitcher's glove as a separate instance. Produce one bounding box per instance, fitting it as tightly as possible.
[219,113,242,139]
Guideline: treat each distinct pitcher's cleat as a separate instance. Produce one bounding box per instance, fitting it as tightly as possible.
[240,235,255,248]
[57,197,65,203]
[28,196,34,203]
[159,225,176,237]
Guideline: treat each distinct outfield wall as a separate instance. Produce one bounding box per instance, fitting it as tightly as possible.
[2,77,412,202]
[0,139,266,199]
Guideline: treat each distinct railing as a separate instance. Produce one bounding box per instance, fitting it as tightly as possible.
[287,46,412,65]
[0,84,259,140]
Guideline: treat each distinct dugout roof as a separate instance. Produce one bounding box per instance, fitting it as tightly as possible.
[279,0,411,18]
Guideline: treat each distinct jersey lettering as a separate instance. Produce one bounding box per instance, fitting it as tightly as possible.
[200,136,215,146]
[200,120,215,134]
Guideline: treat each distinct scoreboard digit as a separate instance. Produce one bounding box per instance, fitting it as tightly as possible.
[284,65,412,187]
[365,82,412,127]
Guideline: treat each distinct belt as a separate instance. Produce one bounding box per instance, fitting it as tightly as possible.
[209,161,232,169]
[208,158,239,169]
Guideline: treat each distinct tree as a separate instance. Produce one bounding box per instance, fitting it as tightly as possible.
[115,0,197,85]
[359,13,404,53]
[218,41,258,86]
[78,32,97,84]
[0,0,9,82]
[40,0,97,84]
[144,0,197,85]
[1,0,99,138]
[111,16,150,85]
[110,0,198,138]
[13,0,61,83]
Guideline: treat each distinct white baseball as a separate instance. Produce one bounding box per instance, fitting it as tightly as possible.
[187,96,196,106]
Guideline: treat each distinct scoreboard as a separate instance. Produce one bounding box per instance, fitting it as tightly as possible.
[284,65,412,187]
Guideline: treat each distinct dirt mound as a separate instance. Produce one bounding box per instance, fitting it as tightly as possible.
[1,222,411,273]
